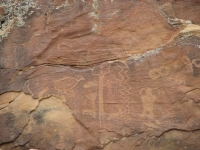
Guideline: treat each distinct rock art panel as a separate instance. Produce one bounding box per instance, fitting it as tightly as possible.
[20,38,200,138]
[0,0,200,149]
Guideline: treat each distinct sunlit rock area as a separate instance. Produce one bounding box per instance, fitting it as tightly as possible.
[0,0,200,149]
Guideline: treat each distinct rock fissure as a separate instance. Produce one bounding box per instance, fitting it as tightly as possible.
[153,0,193,27]
[156,128,200,138]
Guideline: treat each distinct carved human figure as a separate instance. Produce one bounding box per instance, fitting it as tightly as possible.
[82,81,98,118]
[140,87,158,116]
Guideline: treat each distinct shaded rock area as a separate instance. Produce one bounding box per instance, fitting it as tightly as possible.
[0,0,200,149]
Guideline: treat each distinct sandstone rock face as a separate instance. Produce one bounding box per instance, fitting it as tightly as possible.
[0,0,200,150]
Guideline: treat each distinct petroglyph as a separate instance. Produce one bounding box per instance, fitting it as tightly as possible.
[174,60,184,70]
[192,59,200,68]
[182,56,193,73]
[148,66,169,80]
[82,93,97,118]
[99,72,105,128]
[140,87,159,116]
[102,63,132,121]
[91,64,111,128]
[82,82,98,118]
[38,87,49,98]
[89,62,132,125]
[84,81,98,88]
[168,74,186,86]
[112,64,132,115]
[182,56,200,75]
[54,75,85,99]
[54,75,85,90]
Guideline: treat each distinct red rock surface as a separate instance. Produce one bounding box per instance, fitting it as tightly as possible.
[0,0,200,149]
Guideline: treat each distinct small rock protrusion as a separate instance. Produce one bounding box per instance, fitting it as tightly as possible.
[0,7,5,16]
[0,7,6,29]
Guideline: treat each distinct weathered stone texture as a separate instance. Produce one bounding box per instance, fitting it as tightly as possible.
[0,0,200,149]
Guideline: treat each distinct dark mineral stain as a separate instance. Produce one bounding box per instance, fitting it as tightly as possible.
[193,64,200,77]
[4,112,16,127]
[32,109,51,125]
[0,112,16,143]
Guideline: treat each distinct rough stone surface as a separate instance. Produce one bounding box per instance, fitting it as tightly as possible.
[0,0,200,150]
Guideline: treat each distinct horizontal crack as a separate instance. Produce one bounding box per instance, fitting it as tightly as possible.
[11,44,165,72]
[156,128,200,138]
[101,130,144,149]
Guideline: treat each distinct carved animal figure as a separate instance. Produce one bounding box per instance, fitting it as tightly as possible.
[54,75,85,99]
[55,75,85,90]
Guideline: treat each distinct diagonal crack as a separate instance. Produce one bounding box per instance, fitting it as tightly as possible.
[153,0,193,26]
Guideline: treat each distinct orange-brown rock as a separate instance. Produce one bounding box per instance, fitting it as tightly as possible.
[0,93,38,145]
[0,7,5,16]
[157,0,200,24]
[0,0,179,69]
[0,0,200,149]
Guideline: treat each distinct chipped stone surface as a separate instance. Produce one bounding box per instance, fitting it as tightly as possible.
[0,92,38,145]
[0,0,200,149]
